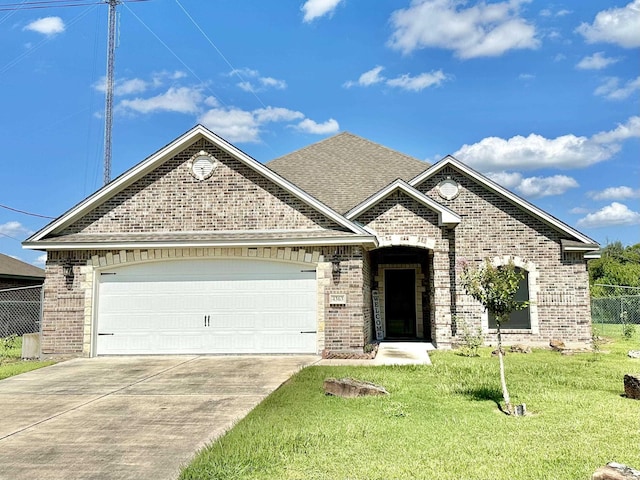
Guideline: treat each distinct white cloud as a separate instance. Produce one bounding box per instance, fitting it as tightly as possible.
[486,171,522,189]
[198,106,324,142]
[577,202,640,228]
[569,206,589,215]
[253,106,304,123]
[296,118,340,134]
[94,77,149,96]
[487,171,579,197]
[0,221,30,238]
[386,70,448,91]
[576,52,620,70]
[518,73,535,81]
[593,76,640,100]
[454,116,640,171]
[576,0,640,48]
[199,108,259,143]
[23,16,65,36]
[388,0,540,58]
[117,86,204,115]
[591,116,640,143]
[344,66,386,88]
[344,66,448,91]
[588,186,640,201]
[515,175,579,198]
[232,68,287,92]
[301,0,343,22]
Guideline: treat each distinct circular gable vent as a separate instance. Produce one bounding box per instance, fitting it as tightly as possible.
[437,178,460,200]
[188,151,218,181]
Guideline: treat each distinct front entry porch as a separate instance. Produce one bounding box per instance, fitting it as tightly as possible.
[370,246,433,342]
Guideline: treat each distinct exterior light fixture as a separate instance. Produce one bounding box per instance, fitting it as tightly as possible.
[331,251,340,274]
[63,262,74,281]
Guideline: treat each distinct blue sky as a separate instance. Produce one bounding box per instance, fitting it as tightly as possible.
[1,0,639,267]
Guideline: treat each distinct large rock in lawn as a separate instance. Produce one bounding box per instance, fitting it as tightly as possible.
[550,339,566,351]
[628,351,640,359]
[510,344,532,354]
[323,378,388,398]
[624,374,640,400]
[592,462,640,480]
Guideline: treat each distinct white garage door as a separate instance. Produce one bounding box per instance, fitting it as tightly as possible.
[96,259,317,355]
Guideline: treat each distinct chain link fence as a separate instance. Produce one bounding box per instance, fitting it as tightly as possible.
[591,285,640,337]
[0,285,42,338]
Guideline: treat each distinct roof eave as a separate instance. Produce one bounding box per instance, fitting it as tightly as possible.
[22,235,378,251]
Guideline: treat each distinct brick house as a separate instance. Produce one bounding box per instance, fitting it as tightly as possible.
[23,125,599,357]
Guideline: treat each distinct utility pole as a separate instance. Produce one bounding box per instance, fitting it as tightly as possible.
[103,0,120,185]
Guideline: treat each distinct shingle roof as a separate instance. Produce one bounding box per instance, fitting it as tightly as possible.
[267,132,430,214]
[0,253,45,279]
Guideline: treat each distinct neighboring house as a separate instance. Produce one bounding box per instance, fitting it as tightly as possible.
[0,253,44,290]
[23,125,599,357]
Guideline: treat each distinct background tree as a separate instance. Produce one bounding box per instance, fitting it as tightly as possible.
[589,242,640,297]
[460,258,528,415]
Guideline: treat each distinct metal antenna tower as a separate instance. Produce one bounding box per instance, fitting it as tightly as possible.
[103,0,120,185]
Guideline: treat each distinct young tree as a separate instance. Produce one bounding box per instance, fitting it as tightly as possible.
[460,258,528,415]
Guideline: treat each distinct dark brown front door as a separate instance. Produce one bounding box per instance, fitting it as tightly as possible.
[385,269,416,338]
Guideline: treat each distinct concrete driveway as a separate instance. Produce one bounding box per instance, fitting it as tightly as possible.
[0,355,318,480]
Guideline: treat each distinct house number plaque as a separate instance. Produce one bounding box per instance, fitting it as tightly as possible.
[329,293,347,306]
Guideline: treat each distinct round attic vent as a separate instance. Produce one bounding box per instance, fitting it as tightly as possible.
[188,151,217,181]
[437,178,460,200]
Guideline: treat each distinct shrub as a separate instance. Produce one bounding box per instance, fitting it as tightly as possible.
[456,318,484,357]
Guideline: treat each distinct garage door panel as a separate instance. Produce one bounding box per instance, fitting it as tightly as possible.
[97,259,317,355]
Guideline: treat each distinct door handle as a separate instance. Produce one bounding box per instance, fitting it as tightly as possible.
[204,315,210,327]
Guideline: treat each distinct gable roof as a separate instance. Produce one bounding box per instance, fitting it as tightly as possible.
[0,253,44,279]
[346,179,461,227]
[24,125,371,249]
[410,156,599,248]
[268,132,430,214]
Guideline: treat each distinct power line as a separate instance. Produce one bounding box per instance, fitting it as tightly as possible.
[0,203,55,219]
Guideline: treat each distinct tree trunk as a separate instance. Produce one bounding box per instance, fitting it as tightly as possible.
[496,324,513,415]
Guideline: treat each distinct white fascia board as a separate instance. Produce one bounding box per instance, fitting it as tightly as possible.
[410,156,598,245]
[25,125,366,244]
[346,179,461,227]
[22,235,378,251]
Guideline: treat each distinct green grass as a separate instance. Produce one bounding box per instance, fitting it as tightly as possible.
[181,333,640,480]
[0,335,55,380]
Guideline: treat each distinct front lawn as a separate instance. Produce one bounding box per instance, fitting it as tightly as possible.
[181,332,639,480]
[0,335,55,380]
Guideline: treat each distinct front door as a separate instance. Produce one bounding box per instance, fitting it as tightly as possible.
[384,269,416,338]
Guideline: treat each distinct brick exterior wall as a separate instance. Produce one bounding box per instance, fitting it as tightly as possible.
[60,138,344,236]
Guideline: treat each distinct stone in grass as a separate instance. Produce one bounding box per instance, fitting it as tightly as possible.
[628,351,640,359]
[592,462,640,480]
[624,374,640,400]
[510,344,532,354]
[549,339,566,351]
[323,378,389,398]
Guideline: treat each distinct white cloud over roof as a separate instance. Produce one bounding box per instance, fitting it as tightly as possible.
[577,202,640,228]
[487,172,579,198]
[388,0,539,58]
[454,116,640,171]
[588,186,640,201]
[576,0,640,48]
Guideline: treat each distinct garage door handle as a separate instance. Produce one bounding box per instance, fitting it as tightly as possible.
[98,333,114,336]
[300,331,316,334]
[204,315,210,327]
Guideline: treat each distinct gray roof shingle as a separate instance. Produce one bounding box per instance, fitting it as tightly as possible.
[267,132,430,214]
[0,253,45,279]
